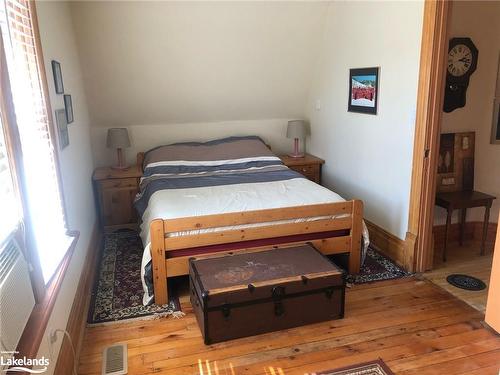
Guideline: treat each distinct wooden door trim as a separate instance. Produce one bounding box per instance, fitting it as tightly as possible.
[406,0,450,272]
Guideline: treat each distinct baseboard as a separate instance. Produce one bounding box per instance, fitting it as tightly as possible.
[54,221,101,374]
[433,221,497,249]
[367,220,497,274]
[365,220,409,270]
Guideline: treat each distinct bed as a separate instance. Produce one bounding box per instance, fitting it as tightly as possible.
[135,136,368,306]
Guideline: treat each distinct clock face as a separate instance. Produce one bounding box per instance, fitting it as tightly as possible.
[448,44,473,77]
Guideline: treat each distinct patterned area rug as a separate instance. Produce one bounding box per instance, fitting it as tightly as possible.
[313,359,395,375]
[346,247,410,284]
[88,231,408,324]
[88,230,181,324]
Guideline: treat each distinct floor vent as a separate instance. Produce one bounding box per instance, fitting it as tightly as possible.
[102,343,127,375]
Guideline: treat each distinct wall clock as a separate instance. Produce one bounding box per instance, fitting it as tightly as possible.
[443,37,478,113]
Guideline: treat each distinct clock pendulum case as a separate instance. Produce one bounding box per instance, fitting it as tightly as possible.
[443,37,478,113]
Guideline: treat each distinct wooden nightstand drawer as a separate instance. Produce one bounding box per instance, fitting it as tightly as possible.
[290,164,317,176]
[99,178,138,189]
[279,154,324,185]
[100,187,138,227]
[93,166,142,229]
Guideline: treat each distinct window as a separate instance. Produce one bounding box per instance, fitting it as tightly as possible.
[0,0,70,283]
[0,0,79,359]
[0,112,21,244]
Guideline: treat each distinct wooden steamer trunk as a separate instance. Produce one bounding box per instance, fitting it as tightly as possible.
[189,244,346,344]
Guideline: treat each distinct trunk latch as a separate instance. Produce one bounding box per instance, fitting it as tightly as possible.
[221,304,231,319]
[272,286,286,316]
[325,287,334,299]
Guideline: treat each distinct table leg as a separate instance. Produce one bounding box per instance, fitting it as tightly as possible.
[481,206,491,256]
[443,208,452,262]
[460,208,466,246]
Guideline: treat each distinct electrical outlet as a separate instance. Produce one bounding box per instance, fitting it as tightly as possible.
[49,329,57,344]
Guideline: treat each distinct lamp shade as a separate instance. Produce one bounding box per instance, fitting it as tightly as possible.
[106,128,131,149]
[286,120,307,139]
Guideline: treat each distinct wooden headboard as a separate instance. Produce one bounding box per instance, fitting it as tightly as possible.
[137,152,145,173]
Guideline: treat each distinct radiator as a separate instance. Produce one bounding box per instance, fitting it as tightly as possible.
[0,237,35,360]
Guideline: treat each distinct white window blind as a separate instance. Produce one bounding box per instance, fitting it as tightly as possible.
[0,115,20,245]
[1,0,69,282]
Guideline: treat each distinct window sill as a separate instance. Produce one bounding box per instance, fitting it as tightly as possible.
[15,230,80,361]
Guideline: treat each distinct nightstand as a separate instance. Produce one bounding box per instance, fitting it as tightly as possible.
[92,166,142,230]
[279,153,325,184]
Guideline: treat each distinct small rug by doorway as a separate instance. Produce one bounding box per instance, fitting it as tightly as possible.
[345,247,410,284]
[312,359,395,375]
[446,274,486,291]
[88,230,182,324]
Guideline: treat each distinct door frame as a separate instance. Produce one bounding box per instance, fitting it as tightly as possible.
[406,0,451,272]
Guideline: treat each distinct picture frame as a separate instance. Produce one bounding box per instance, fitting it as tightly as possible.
[55,109,69,149]
[438,133,455,173]
[64,94,74,124]
[348,67,379,115]
[491,98,500,145]
[51,60,64,94]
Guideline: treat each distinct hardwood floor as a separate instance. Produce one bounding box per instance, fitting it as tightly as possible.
[425,240,494,312]
[78,277,500,375]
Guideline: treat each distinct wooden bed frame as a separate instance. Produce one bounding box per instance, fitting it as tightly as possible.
[137,153,363,306]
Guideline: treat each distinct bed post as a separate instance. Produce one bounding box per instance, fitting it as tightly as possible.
[151,219,168,305]
[349,200,363,274]
[137,152,145,172]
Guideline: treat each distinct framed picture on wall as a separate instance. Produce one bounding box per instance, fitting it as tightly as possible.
[51,60,64,94]
[348,67,379,115]
[491,98,500,144]
[438,133,455,173]
[55,109,69,149]
[64,94,74,124]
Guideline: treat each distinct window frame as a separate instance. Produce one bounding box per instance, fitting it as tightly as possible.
[0,0,79,360]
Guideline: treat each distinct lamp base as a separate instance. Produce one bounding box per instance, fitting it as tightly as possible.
[288,137,305,158]
[112,147,129,170]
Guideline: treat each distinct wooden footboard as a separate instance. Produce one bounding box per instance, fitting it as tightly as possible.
[150,200,363,305]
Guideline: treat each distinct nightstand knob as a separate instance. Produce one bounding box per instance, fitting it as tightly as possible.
[302,168,307,172]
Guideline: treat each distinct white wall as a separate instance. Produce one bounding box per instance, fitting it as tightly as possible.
[35,2,95,373]
[91,119,298,167]
[70,1,327,131]
[307,1,424,239]
[435,1,500,225]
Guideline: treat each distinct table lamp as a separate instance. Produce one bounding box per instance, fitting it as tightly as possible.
[286,120,307,158]
[106,128,131,170]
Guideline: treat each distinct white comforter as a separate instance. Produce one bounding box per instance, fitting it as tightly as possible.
[140,177,369,305]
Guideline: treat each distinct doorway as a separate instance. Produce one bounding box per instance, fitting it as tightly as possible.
[408,1,499,312]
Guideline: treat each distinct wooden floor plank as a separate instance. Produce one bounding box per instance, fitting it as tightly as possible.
[395,348,500,375]
[78,277,499,375]
[425,241,493,312]
[219,322,493,375]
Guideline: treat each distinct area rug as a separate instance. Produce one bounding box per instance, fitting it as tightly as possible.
[345,247,410,284]
[312,359,395,375]
[446,274,486,291]
[88,230,182,324]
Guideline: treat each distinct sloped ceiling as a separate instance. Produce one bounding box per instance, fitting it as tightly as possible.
[70,1,328,127]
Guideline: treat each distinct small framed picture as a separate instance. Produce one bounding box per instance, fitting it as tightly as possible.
[64,94,74,124]
[55,109,69,149]
[51,60,64,94]
[491,98,500,145]
[348,67,379,115]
